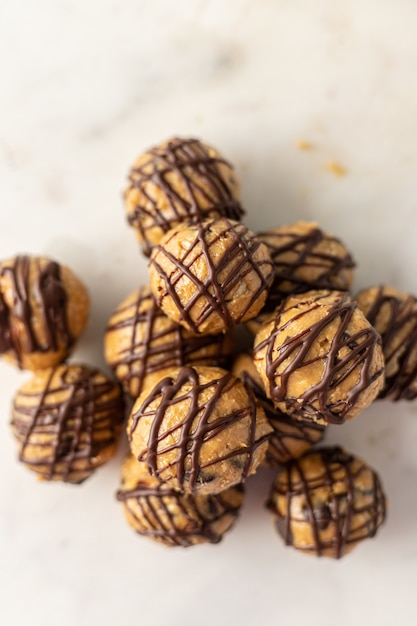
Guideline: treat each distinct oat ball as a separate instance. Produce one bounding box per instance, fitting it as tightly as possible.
[356,285,417,400]
[253,290,385,425]
[266,446,386,558]
[127,365,272,495]
[104,285,233,398]
[124,137,244,256]
[232,353,325,467]
[116,454,244,547]
[149,217,275,335]
[11,364,124,483]
[0,255,89,370]
[247,222,355,335]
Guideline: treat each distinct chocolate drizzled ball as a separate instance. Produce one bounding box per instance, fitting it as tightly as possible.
[104,286,233,398]
[149,217,275,335]
[356,285,417,400]
[124,137,243,256]
[259,221,355,304]
[11,364,124,483]
[253,290,385,425]
[266,446,386,558]
[128,365,272,495]
[232,354,325,467]
[0,255,89,370]
[247,221,355,334]
[117,454,244,547]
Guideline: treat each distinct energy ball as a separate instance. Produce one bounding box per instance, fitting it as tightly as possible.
[247,221,355,335]
[11,364,124,484]
[0,255,89,370]
[127,365,272,495]
[149,217,275,335]
[356,285,417,400]
[266,446,386,559]
[253,290,385,425]
[104,285,233,398]
[232,353,325,467]
[116,454,244,547]
[124,137,244,256]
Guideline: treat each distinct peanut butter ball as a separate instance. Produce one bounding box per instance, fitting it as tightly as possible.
[11,364,124,483]
[232,353,325,466]
[124,137,243,256]
[247,221,355,334]
[127,365,272,495]
[104,286,233,398]
[253,290,385,425]
[356,285,417,400]
[0,255,89,370]
[117,454,244,547]
[149,217,275,335]
[266,446,386,558]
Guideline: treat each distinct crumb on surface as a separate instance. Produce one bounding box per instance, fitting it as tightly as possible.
[296,139,313,150]
[324,161,346,177]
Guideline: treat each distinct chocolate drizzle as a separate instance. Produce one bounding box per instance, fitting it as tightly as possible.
[149,217,275,334]
[258,224,355,311]
[0,256,73,365]
[358,286,417,400]
[128,366,269,492]
[105,287,232,396]
[254,291,384,425]
[240,369,325,466]
[266,447,386,558]
[116,479,243,547]
[11,365,124,483]
[126,138,244,256]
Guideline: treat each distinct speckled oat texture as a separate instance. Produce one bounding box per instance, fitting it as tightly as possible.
[124,137,243,256]
[117,453,244,547]
[10,364,124,483]
[127,365,272,495]
[267,446,386,558]
[253,290,385,425]
[104,285,233,398]
[149,217,275,335]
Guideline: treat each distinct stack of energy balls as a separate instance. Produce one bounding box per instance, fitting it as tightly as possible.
[2,137,416,559]
[0,256,124,483]
[103,136,416,558]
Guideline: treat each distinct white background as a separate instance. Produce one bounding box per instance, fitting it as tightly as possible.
[1,1,417,625]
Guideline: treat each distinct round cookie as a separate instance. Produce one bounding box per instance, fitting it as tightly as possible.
[117,454,244,547]
[0,255,89,370]
[124,137,243,256]
[356,285,417,400]
[247,221,355,335]
[104,286,233,398]
[11,364,124,483]
[253,290,385,425]
[149,217,275,335]
[127,365,272,495]
[232,353,325,467]
[266,446,386,559]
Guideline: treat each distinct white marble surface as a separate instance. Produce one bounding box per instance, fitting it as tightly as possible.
[1,1,417,624]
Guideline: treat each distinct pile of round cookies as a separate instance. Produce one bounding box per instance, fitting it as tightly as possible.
[2,137,417,559]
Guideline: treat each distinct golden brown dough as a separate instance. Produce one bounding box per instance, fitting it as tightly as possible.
[356,285,417,400]
[117,454,244,547]
[127,365,272,495]
[11,364,124,483]
[104,285,233,398]
[149,217,275,335]
[266,446,386,558]
[124,137,243,256]
[253,290,384,425]
[0,255,89,370]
